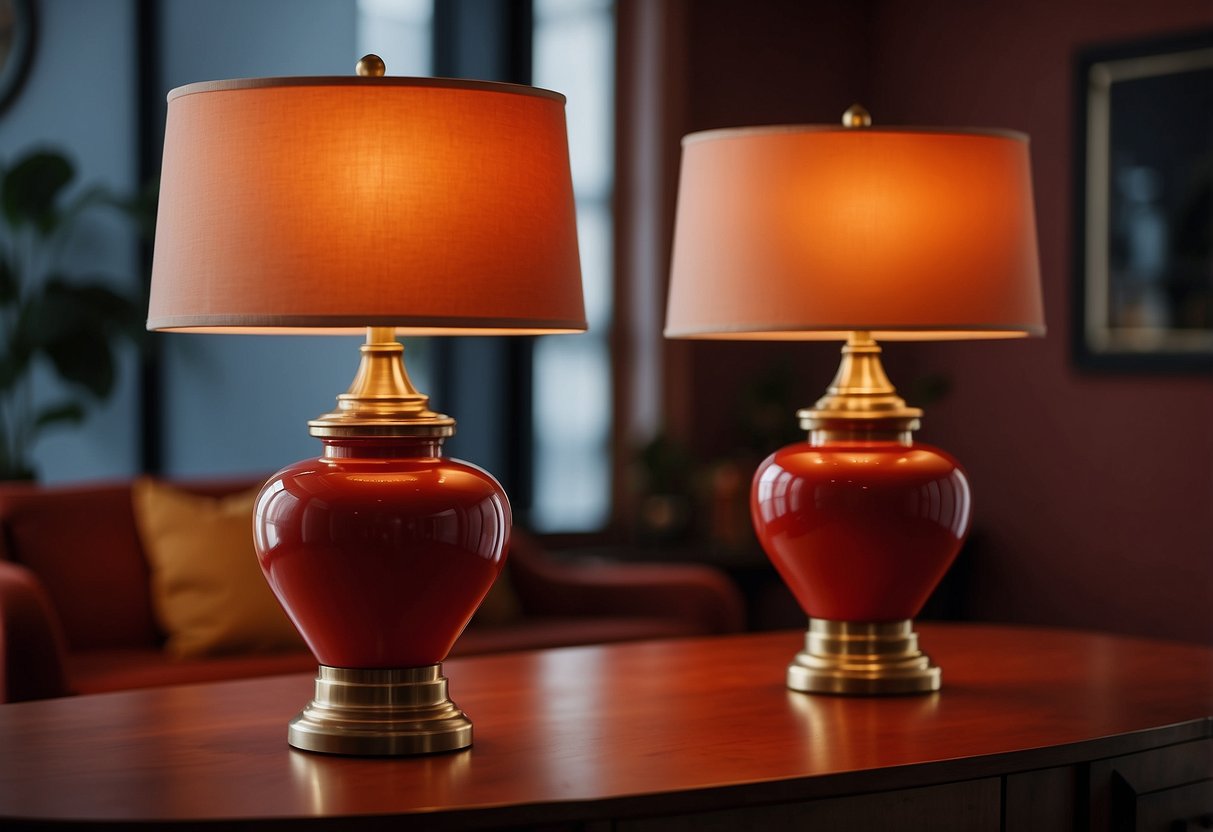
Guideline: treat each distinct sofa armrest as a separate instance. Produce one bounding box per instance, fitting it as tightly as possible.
[0,560,71,703]
[508,533,746,635]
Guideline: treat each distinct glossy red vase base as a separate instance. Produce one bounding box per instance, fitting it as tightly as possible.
[752,439,971,622]
[253,438,510,668]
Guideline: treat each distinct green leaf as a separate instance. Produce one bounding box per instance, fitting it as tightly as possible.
[35,277,143,343]
[13,279,140,400]
[56,279,142,333]
[0,353,26,392]
[54,183,115,233]
[34,402,86,430]
[123,178,160,241]
[0,256,14,305]
[23,283,73,344]
[43,327,115,398]
[2,151,75,234]
[0,297,35,391]
[0,463,36,482]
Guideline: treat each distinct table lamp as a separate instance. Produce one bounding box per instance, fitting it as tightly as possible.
[665,105,1044,695]
[148,56,585,754]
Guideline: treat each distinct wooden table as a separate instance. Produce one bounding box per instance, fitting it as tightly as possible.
[1,624,1210,830]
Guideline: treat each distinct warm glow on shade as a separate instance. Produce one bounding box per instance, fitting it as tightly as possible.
[149,77,586,335]
[664,125,1045,340]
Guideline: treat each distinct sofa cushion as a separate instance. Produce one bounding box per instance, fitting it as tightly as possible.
[132,478,307,658]
[0,483,160,651]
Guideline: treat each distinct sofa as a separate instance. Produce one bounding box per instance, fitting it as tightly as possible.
[0,478,745,703]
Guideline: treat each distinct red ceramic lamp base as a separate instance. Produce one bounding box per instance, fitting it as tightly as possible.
[749,333,971,695]
[252,329,510,754]
[255,438,509,669]
[255,437,508,755]
[752,438,970,622]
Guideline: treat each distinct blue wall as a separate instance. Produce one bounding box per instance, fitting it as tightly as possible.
[0,0,140,483]
[0,0,395,483]
[0,0,451,484]
[155,0,361,479]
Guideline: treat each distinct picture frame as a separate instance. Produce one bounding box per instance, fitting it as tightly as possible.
[1072,30,1213,373]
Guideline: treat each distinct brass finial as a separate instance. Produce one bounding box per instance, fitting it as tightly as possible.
[356,54,386,77]
[842,104,872,128]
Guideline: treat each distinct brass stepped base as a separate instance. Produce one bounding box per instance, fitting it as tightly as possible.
[288,664,473,756]
[787,619,941,695]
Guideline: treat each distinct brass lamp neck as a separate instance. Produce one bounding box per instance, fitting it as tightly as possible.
[798,331,921,442]
[308,327,455,438]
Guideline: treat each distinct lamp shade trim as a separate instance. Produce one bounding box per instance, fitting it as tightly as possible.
[663,324,1044,340]
[147,315,589,335]
[167,75,565,104]
[683,123,1030,146]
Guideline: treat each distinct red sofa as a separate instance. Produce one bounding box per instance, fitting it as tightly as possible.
[0,479,744,703]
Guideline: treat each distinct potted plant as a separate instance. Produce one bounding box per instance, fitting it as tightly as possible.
[0,148,151,481]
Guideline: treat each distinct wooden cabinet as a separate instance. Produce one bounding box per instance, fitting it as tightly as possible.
[1090,739,1213,831]
[608,742,1211,831]
[620,779,1003,831]
[612,745,1212,831]
[1005,765,1078,831]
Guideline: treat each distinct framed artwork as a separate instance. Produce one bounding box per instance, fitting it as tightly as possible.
[1073,30,1213,372]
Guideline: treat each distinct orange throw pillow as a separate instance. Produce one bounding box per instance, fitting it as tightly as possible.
[132,478,307,659]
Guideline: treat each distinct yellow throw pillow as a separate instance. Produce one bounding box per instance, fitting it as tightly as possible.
[132,477,307,659]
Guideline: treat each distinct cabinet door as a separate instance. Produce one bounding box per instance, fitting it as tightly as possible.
[618,778,1001,832]
[1132,779,1213,831]
[1088,738,1213,831]
[1005,765,1077,832]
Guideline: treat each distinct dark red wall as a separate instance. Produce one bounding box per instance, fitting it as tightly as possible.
[671,0,1213,643]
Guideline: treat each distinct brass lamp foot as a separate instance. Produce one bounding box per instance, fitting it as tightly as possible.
[787,619,941,695]
[288,665,473,756]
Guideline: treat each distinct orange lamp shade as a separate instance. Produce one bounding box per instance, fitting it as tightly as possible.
[664,125,1045,340]
[149,77,586,335]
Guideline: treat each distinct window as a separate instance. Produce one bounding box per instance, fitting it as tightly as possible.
[530,0,615,532]
[357,0,433,77]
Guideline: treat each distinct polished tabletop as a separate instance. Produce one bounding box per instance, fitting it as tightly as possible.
[0,624,1210,827]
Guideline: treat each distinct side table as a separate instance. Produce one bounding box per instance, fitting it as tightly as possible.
[0,623,1209,829]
